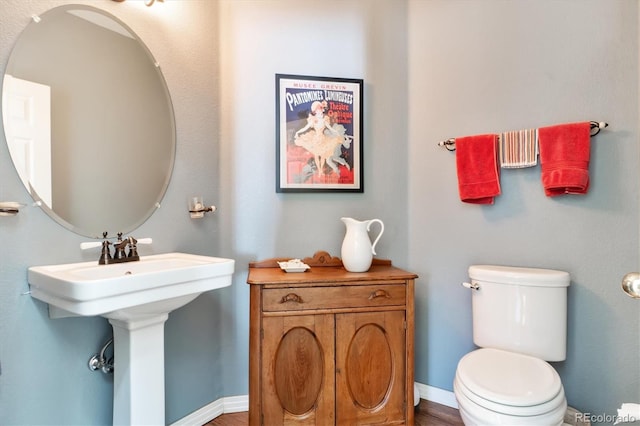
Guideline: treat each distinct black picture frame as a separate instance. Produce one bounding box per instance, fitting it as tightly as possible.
[275,74,363,193]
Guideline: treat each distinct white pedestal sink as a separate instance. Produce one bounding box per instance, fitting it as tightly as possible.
[28,252,235,425]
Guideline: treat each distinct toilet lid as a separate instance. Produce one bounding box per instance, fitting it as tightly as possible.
[457,348,563,407]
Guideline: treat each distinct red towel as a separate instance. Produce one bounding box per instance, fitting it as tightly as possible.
[538,122,591,196]
[455,134,501,204]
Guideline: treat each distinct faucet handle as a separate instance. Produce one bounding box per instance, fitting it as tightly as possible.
[80,241,102,250]
[136,238,153,245]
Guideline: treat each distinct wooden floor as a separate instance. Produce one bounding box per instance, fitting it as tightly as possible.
[204,399,464,425]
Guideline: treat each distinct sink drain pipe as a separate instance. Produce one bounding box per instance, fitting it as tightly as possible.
[88,337,114,374]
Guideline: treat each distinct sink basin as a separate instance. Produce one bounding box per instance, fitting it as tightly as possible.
[28,252,235,425]
[28,252,234,319]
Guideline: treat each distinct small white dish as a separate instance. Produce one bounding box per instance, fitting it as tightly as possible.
[278,259,310,273]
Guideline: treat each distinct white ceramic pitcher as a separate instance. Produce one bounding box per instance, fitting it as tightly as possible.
[340,217,385,272]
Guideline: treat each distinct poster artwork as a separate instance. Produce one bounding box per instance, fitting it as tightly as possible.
[276,75,363,192]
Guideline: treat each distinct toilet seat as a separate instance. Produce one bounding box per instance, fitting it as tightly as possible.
[454,377,567,425]
[455,348,565,417]
[455,370,565,417]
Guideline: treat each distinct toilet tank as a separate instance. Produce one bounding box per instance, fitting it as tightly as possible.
[468,265,570,361]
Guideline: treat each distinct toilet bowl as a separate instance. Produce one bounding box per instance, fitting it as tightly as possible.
[454,348,567,425]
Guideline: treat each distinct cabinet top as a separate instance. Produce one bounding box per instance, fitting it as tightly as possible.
[247,250,418,285]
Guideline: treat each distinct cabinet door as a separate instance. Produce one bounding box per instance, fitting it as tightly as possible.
[262,314,335,425]
[336,311,406,425]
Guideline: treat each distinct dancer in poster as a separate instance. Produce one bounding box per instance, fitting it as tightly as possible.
[294,100,349,176]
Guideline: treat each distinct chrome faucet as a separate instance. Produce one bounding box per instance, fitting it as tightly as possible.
[82,232,152,265]
[97,232,140,265]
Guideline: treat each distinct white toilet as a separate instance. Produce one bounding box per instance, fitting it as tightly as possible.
[453,265,571,426]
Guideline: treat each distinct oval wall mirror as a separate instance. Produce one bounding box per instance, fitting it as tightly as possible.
[2,5,175,238]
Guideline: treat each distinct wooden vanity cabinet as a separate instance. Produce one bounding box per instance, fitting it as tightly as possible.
[247,252,417,425]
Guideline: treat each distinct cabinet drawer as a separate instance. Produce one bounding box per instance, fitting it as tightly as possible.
[263,284,406,312]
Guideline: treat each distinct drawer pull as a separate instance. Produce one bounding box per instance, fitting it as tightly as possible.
[368,289,391,300]
[280,293,303,304]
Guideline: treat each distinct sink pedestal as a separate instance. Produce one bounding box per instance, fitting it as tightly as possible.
[110,314,169,426]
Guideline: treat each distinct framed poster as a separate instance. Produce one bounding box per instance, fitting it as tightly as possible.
[276,74,363,193]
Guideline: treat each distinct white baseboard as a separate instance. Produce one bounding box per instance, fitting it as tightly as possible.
[170,395,248,426]
[171,383,456,425]
[416,383,459,409]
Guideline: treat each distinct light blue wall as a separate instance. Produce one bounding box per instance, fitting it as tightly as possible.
[1,0,410,424]
[408,0,640,423]
[1,1,638,425]
[216,0,409,398]
[0,1,225,424]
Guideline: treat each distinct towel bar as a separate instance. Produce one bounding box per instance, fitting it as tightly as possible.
[437,121,608,151]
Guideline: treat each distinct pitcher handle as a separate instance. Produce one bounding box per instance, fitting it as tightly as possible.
[367,219,385,255]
